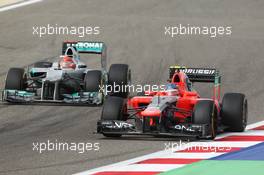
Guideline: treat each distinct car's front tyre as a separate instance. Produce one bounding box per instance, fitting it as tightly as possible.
[101,96,127,137]
[5,68,26,90]
[193,100,217,139]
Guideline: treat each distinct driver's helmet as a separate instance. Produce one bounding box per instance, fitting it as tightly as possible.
[165,83,178,96]
[165,83,177,90]
[60,56,76,69]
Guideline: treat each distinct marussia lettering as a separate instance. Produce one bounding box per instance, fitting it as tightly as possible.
[181,68,215,75]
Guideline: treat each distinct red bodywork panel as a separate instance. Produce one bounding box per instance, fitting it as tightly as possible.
[128,71,220,122]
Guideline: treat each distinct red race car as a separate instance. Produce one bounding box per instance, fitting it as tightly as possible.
[97,66,248,139]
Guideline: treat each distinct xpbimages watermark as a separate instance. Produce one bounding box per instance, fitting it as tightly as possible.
[164,140,232,153]
[32,140,100,154]
[164,24,232,38]
[32,24,100,38]
[99,82,167,95]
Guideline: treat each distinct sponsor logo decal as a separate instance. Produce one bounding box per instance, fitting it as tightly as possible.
[174,125,196,132]
[67,42,103,51]
[181,68,215,75]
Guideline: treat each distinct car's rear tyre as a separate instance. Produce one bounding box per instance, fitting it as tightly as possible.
[84,70,102,92]
[5,68,26,90]
[108,64,130,98]
[222,93,247,132]
[193,100,217,139]
[34,61,52,68]
[101,96,127,137]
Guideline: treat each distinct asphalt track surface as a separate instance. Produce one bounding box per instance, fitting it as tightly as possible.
[0,0,264,174]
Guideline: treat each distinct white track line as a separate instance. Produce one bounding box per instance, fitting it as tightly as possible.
[214,132,264,140]
[160,152,224,159]
[75,120,264,175]
[186,141,261,148]
[103,164,185,172]
[246,120,264,130]
[0,0,42,12]
[74,149,184,175]
[213,122,264,140]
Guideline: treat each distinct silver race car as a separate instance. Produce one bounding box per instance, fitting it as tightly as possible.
[2,41,130,105]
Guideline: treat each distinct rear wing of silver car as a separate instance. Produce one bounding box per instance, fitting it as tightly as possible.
[62,41,107,70]
[169,66,221,100]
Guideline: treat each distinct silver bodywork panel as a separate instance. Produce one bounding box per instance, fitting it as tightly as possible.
[2,44,108,105]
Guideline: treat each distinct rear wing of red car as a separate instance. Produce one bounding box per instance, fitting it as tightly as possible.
[169,66,221,100]
[169,66,220,82]
[62,41,107,70]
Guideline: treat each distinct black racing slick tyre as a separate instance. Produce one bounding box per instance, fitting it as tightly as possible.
[193,100,217,139]
[108,64,130,98]
[5,68,26,90]
[222,93,248,132]
[33,61,52,68]
[101,96,126,121]
[84,70,102,92]
[101,96,127,137]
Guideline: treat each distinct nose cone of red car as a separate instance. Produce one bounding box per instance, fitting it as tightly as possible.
[141,107,161,117]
